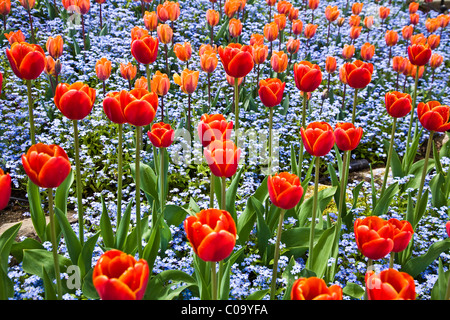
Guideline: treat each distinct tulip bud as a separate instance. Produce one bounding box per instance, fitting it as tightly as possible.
[4,30,25,44]
[417,101,450,132]
[173,69,199,94]
[143,11,158,32]
[325,56,337,74]
[291,277,343,300]
[270,51,288,73]
[286,37,300,55]
[120,62,137,81]
[206,9,220,27]
[258,78,286,108]
[291,19,303,36]
[385,30,398,47]
[148,122,175,148]
[354,216,394,260]
[95,57,112,81]
[429,53,443,69]
[249,33,264,46]
[228,18,242,38]
[409,13,419,25]
[157,23,173,44]
[303,23,318,39]
[300,122,335,157]
[385,91,412,118]
[197,113,233,148]
[342,44,355,60]
[325,5,339,22]
[0,168,11,211]
[360,42,375,61]
[274,13,287,30]
[379,6,390,20]
[364,15,374,29]
[0,0,11,16]
[293,61,322,92]
[267,172,303,210]
[264,22,279,42]
[174,41,192,62]
[352,2,363,15]
[46,35,64,60]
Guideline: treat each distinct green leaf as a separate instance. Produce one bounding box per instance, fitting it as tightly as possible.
[0,266,14,300]
[214,17,229,43]
[42,267,57,300]
[77,232,100,279]
[413,189,430,229]
[23,249,72,281]
[130,162,160,207]
[431,258,450,300]
[99,23,108,36]
[298,186,337,227]
[55,170,74,221]
[115,201,133,250]
[27,180,46,242]
[373,182,399,216]
[54,207,82,265]
[382,139,404,178]
[429,173,447,208]
[0,222,21,272]
[100,195,115,249]
[10,237,44,263]
[282,256,296,300]
[252,197,271,261]
[405,158,435,190]
[246,289,270,300]
[164,205,189,227]
[219,247,245,300]
[226,167,243,223]
[306,225,335,279]
[281,227,324,259]
[146,269,198,300]
[81,268,99,300]
[343,282,365,300]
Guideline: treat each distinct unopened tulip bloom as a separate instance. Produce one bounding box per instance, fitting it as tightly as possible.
[54,82,96,120]
[342,44,355,60]
[131,34,159,65]
[0,0,10,17]
[385,91,412,118]
[334,122,363,151]
[392,56,408,74]
[120,62,137,82]
[291,19,303,36]
[62,0,90,14]
[173,69,199,94]
[352,2,363,15]
[360,42,375,61]
[174,41,192,63]
[304,23,317,39]
[46,35,64,60]
[197,114,233,148]
[249,33,264,46]
[385,30,398,47]
[408,44,432,66]
[427,34,440,50]
[270,51,288,73]
[206,9,220,27]
[409,13,419,25]
[409,1,419,13]
[417,101,450,132]
[148,122,174,148]
[252,44,268,65]
[291,277,343,300]
[6,42,45,80]
[325,56,337,74]
[134,76,148,90]
[325,5,339,22]
[157,23,173,44]
[429,53,443,70]
[364,16,373,29]
[293,61,322,93]
[0,168,11,211]
[410,33,427,45]
[354,216,394,260]
[267,172,303,210]
[228,18,242,38]
[388,219,414,253]
[95,57,112,81]
[277,0,292,15]
[151,71,170,96]
[349,26,362,40]
[19,0,34,10]
[425,18,440,34]
[274,13,286,31]
[204,139,241,178]
[184,209,237,262]
[218,43,254,79]
[103,90,129,124]
[348,15,361,27]
[21,143,71,189]
[365,269,416,300]
[143,11,158,32]
[263,22,279,43]
[379,6,390,21]
[93,249,149,300]
[258,78,285,108]
[286,38,300,55]
[341,60,373,89]
[300,122,335,157]
[288,7,299,21]
[402,25,413,41]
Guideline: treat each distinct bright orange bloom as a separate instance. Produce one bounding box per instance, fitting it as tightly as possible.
[270,51,288,73]
[385,30,398,47]
[341,60,373,89]
[425,17,440,33]
[22,143,71,189]
[4,30,25,44]
[95,57,111,81]
[277,0,292,15]
[304,24,317,39]
[157,23,173,44]
[429,53,443,69]
[274,13,287,30]
[308,0,319,10]
[120,62,137,81]
[337,17,345,28]
[204,140,241,178]
[0,0,10,15]
[62,0,90,14]
[19,0,34,10]
[157,1,180,22]
[93,249,149,300]
[6,41,45,80]
[266,0,276,6]
[349,26,362,40]
[348,14,361,27]
[224,0,240,18]
[402,25,413,41]
[0,168,11,211]
[427,34,440,50]
[392,56,408,73]
[44,56,57,77]
[388,218,414,253]
[408,44,432,66]
[342,44,355,60]
[184,209,237,262]
[325,5,339,22]
[288,7,299,21]
[385,91,412,118]
[206,9,220,27]
[228,18,242,38]
[409,1,419,13]
[258,78,285,108]
[409,13,419,25]
[46,35,64,59]
[291,19,303,35]
[264,22,279,42]
[293,61,322,92]
[439,14,450,28]
[365,269,416,300]
[151,71,170,96]
[325,56,337,73]
[379,6,390,20]
[143,11,158,32]
[360,42,375,61]
[131,26,149,41]
[252,44,268,65]
[54,82,96,120]
[197,113,233,148]
[291,277,343,300]
[131,34,159,65]
[354,216,394,260]
[364,15,374,29]
[148,122,174,148]
[249,33,264,45]
[286,37,300,55]
[417,101,450,132]
[199,47,218,73]
[352,2,363,15]
[268,172,303,210]
[173,69,199,94]
[134,76,148,90]
[218,43,254,78]
[410,33,427,45]
[174,41,192,62]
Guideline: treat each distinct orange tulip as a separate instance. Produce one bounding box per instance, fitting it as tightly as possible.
[95,57,112,81]
[277,0,292,15]
[286,37,300,55]
[0,0,10,15]
[6,41,45,80]
[46,35,64,59]
[4,30,25,44]
[304,24,317,39]
[267,172,303,210]
[409,1,419,13]
[174,41,192,62]
[392,56,408,73]
[291,19,303,35]
[425,18,440,34]
[385,91,412,118]
[157,23,173,44]
[258,78,285,108]
[365,269,416,300]
[325,5,339,22]
[270,51,288,73]
[291,277,343,300]
[223,0,240,18]
[252,44,268,65]
[120,62,137,81]
[417,101,450,132]
[348,14,361,27]
[334,122,363,151]
[352,2,363,15]
[427,34,440,50]
[325,56,337,73]
[151,71,170,96]
[301,122,335,157]
[349,26,362,40]
[342,44,355,60]
[274,13,287,30]
[131,34,159,65]
[147,122,175,148]
[385,30,398,47]
[0,168,11,211]
[226,75,243,87]
[379,6,390,20]
[228,18,242,38]
[157,1,180,22]
[249,33,264,45]
[293,61,322,92]
[204,140,241,178]
[206,9,220,27]
[364,15,374,29]
[143,11,158,32]
[197,113,233,148]
[439,14,450,28]
[131,26,149,41]
[429,53,443,69]
[173,69,199,94]
[308,0,319,10]
[354,216,394,260]
[341,60,373,89]
[360,42,375,61]
[19,0,34,10]
[134,76,148,90]
[402,25,413,41]
[388,218,414,253]
[200,47,218,73]
[218,43,254,78]
[264,22,279,42]
[54,82,96,120]
[62,0,90,14]
[288,7,299,21]
[44,56,57,77]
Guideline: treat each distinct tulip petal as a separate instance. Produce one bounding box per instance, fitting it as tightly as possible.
[197,230,236,262]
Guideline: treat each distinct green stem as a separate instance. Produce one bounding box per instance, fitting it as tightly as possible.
[234,77,239,146]
[210,174,215,208]
[405,66,420,169]
[364,258,373,300]
[445,268,450,300]
[145,63,151,94]
[135,125,142,258]
[380,117,397,198]
[47,188,62,299]
[73,120,84,246]
[270,208,286,300]
[389,252,395,268]
[117,123,123,225]
[160,147,165,215]
[308,156,320,270]
[351,88,359,124]
[268,107,273,175]
[211,261,217,300]
[413,130,434,227]
[336,150,348,241]
[221,176,226,211]
[298,91,308,179]
[26,80,36,145]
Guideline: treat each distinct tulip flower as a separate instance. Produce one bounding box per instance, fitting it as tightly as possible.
[22,143,71,298]
[173,69,199,132]
[120,62,137,90]
[379,6,390,25]
[197,114,233,148]
[224,0,240,18]
[429,53,443,83]
[151,71,170,121]
[354,216,394,260]
[365,269,416,300]
[143,11,158,34]
[410,33,427,46]
[0,168,11,211]
[388,218,414,254]
[277,0,291,15]
[267,171,303,299]
[204,139,241,179]
[174,41,192,66]
[325,6,339,45]
[291,277,343,300]
[228,18,242,40]
[250,33,264,45]
[131,33,159,89]
[218,43,254,145]
[270,51,288,75]
[291,19,303,37]
[206,9,220,44]
[199,45,218,110]
[446,221,450,238]
[303,23,317,48]
[4,30,25,45]
[263,21,278,56]
[360,42,375,61]
[324,56,336,95]
[184,208,237,299]
[349,26,362,42]
[46,35,64,60]
[93,249,149,300]
[274,14,286,50]
[341,44,355,61]
[251,44,268,87]
[286,37,300,56]
[0,0,10,29]
[96,57,112,96]
[6,41,45,144]
[427,34,440,50]
[62,0,90,50]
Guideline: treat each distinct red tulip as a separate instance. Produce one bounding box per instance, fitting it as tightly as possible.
[258,78,286,108]
[147,122,174,148]
[0,168,11,211]
[365,269,416,300]
[354,216,394,260]
[197,114,233,148]
[204,139,241,178]
[293,61,322,93]
[54,82,96,120]
[6,41,45,80]
[267,172,304,210]
[218,43,254,79]
[131,35,159,65]
[388,218,414,253]
[300,122,335,157]
[184,208,237,262]
[417,101,450,132]
[291,277,343,300]
[341,60,373,89]
[407,44,432,66]
[21,143,71,189]
[93,249,149,300]
[334,122,363,151]
[446,221,450,238]
[385,91,412,118]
